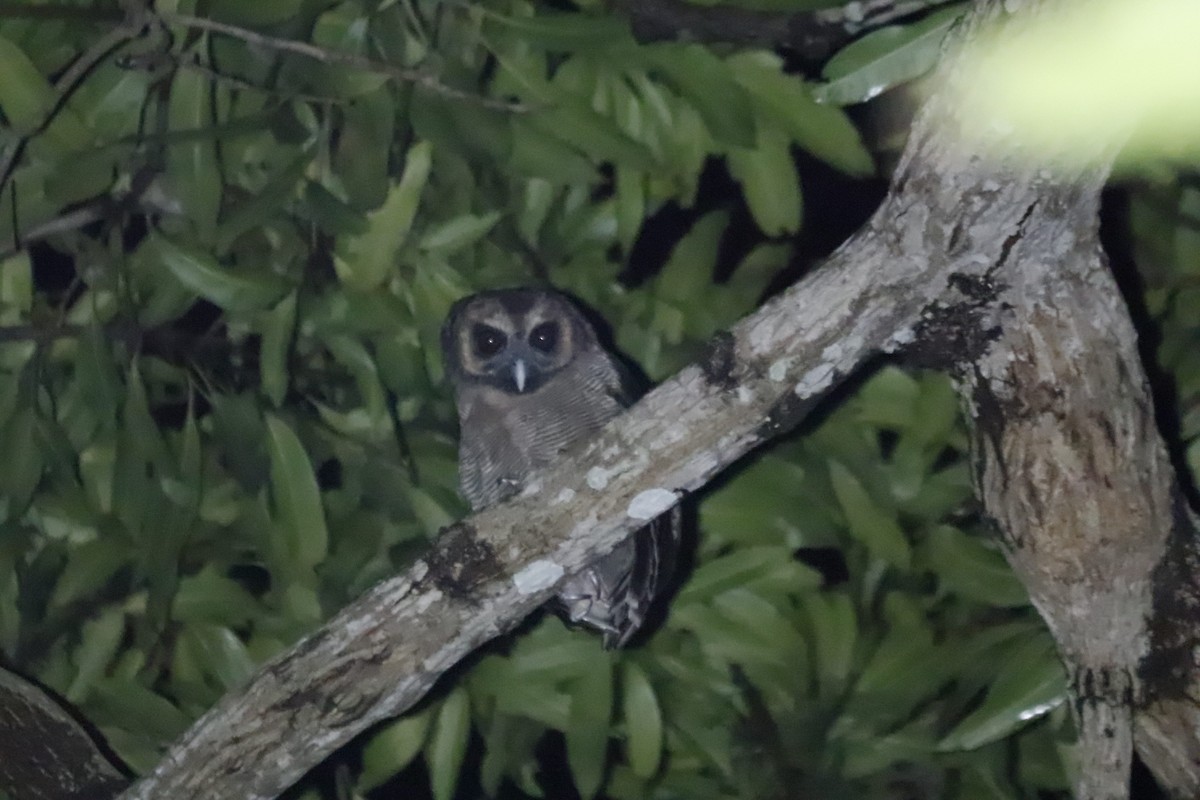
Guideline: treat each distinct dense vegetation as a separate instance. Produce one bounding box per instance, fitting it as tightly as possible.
[0,1,1195,798]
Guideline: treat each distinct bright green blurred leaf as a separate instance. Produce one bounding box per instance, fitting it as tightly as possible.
[726,125,803,237]
[566,653,613,798]
[938,635,1067,751]
[621,661,662,778]
[829,461,911,569]
[361,710,432,791]
[335,140,433,289]
[817,9,963,106]
[265,415,329,570]
[427,688,471,800]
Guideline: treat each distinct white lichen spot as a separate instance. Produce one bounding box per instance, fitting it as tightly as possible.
[553,487,576,505]
[586,466,610,490]
[768,358,789,382]
[415,588,443,613]
[736,386,754,404]
[519,478,542,498]
[411,560,429,582]
[794,363,836,397]
[514,560,564,594]
[887,326,915,349]
[627,488,677,520]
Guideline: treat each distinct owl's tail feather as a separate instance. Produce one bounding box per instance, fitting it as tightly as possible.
[553,505,682,648]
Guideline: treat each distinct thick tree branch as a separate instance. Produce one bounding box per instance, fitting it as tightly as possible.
[0,667,127,800]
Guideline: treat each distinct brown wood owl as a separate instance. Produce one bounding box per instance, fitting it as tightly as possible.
[441,287,679,647]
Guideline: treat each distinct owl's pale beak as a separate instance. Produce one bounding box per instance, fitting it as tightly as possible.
[513,359,528,392]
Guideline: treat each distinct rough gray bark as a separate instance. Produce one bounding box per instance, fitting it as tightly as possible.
[0,667,127,800]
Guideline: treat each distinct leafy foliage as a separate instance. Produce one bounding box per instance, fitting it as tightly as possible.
[9,1,1179,799]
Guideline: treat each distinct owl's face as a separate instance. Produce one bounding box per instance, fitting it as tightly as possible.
[441,288,598,395]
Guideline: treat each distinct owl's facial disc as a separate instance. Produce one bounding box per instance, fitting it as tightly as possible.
[452,298,579,395]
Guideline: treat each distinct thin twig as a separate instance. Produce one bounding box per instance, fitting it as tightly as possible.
[160,12,528,113]
[610,0,961,61]
[0,9,149,200]
[179,54,345,105]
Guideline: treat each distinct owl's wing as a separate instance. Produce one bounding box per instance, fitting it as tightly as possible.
[555,506,681,648]
[553,352,682,647]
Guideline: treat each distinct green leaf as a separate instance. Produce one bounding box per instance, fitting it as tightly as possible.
[726,125,803,236]
[816,9,964,106]
[805,591,858,696]
[479,714,544,796]
[527,97,657,170]
[216,148,312,253]
[677,546,819,604]
[165,66,221,237]
[729,51,874,177]
[265,414,329,570]
[427,688,471,800]
[614,166,645,251]
[324,334,387,426]
[567,653,613,798]
[0,34,90,149]
[829,461,911,568]
[855,366,920,430]
[924,525,1028,607]
[508,116,599,183]
[260,291,296,407]
[51,538,130,609]
[179,624,257,690]
[655,210,727,303]
[335,141,433,289]
[621,661,662,778]
[843,625,947,729]
[0,390,42,521]
[173,568,259,626]
[333,86,394,211]
[153,234,289,312]
[87,677,190,744]
[938,634,1066,751]
[419,211,502,254]
[644,44,756,147]
[67,607,125,703]
[361,710,432,791]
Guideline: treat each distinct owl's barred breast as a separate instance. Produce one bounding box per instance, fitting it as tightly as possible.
[442,287,679,648]
[457,356,624,508]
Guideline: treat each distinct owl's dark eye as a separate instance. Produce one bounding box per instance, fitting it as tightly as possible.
[529,321,559,354]
[471,324,507,358]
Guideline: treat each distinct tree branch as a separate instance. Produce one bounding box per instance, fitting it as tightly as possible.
[0,666,127,800]
[158,12,528,113]
[613,0,960,61]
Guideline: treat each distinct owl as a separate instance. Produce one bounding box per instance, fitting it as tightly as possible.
[441,287,680,648]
